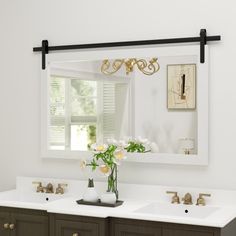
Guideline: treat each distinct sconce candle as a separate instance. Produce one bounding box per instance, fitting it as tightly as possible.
[179,138,194,155]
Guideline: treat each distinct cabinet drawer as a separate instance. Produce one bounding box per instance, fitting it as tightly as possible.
[111,218,162,236]
[113,223,162,236]
[50,214,108,236]
[163,228,214,236]
[55,219,101,236]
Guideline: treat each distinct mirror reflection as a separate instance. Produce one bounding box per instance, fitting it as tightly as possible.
[48,55,197,155]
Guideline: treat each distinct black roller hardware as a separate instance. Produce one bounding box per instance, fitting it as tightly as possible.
[33,29,221,70]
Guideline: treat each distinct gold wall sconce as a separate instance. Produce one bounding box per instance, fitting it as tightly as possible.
[101,58,160,76]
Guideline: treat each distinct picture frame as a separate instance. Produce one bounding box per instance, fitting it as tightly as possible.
[167,64,196,109]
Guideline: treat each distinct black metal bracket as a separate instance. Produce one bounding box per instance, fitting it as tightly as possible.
[33,29,221,70]
[200,29,207,63]
[41,40,48,70]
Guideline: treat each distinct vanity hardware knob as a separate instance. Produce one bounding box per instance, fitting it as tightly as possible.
[196,193,211,206]
[166,191,180,204]
[72,233,79,236]
[9,224,15,230]
[3,223,9,229]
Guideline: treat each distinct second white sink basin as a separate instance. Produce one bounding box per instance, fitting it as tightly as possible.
[134,202,220,219]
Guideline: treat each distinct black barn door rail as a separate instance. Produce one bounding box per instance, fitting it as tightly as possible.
[33,29,221,70]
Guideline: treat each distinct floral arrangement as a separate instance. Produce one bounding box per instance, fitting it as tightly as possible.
[125,137,151,153]
[81,137,150,199]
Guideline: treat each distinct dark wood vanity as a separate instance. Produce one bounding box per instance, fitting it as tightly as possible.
[1,206,236,236]
[110,218,236,236]
[0,207,48,236]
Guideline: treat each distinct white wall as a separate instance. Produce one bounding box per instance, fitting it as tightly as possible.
[0,0,236,191]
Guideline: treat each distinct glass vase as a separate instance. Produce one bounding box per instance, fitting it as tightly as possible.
[107,164,118,200]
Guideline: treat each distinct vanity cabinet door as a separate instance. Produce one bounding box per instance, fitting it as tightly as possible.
[10,211,49,236]
[0,210,10,236]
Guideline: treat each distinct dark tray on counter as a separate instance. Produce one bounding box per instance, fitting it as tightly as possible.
[76,199,124,208]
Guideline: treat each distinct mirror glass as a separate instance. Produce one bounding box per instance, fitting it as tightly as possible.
[48,54,198,155]
[49,61,132,152]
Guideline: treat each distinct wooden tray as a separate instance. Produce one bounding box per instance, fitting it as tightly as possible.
[76,199,124,208]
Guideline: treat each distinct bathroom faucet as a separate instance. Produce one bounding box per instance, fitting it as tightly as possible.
[196,193,211,206]
[182,193,193,205]
[32,181,44,193]
[44,183,54,193]
[32,182,54,193]
[166,191,180,204]
[55,183,68,194]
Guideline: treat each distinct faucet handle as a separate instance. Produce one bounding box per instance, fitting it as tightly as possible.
[199,193,211,197]
[55,183,68,194]
[196,193,211,206]
[166,191,180,204]
[32,181,44,193]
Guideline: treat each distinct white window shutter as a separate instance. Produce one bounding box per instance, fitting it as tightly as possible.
[102,82,116,142]
[49,77,66,149]
[102,82,129,142]
[115,83,129,139]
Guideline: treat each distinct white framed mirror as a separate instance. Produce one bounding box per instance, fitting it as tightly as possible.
[41,45,208,165]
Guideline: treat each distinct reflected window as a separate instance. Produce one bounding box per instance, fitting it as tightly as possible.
[49,75,130,151]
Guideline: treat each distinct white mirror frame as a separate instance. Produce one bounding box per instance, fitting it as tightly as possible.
[41,45,208,166]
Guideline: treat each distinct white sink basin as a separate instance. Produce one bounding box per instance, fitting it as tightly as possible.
[0,190,65,204]
[134,202,220,219]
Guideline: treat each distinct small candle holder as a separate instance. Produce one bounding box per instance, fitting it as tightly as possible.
[179,138,194,155]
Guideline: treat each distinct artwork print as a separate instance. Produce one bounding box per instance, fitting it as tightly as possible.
[167,64,196,109]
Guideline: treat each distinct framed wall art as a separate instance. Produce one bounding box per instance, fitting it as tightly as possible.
[167,64,196,109]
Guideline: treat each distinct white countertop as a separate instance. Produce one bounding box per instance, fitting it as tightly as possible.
[0,191,236,228]
[0,176,236,228]
[46,197,236,228]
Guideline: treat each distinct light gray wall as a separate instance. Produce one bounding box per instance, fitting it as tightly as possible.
[0,0,235,191]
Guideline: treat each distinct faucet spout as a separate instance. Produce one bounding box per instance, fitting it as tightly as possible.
[182,193,193,205]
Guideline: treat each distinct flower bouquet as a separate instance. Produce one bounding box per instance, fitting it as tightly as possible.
[81,137,151,200]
